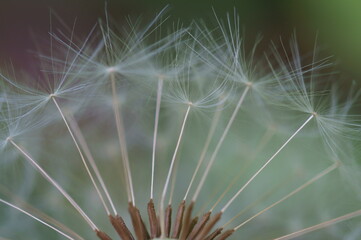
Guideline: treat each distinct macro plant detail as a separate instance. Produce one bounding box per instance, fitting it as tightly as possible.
[0,9,361,240]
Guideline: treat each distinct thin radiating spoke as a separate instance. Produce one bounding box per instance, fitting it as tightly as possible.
[151,77,164,200]
[0,198,77,240]
[221,114,314,213]
[9,139,98,231]
[52,96,111,215]
[274,209,361,240]
[160,104,191,238]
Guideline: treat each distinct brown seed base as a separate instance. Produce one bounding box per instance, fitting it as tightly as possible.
[95,200,233,240]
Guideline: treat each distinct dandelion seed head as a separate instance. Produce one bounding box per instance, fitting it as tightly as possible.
[0,7,360,240]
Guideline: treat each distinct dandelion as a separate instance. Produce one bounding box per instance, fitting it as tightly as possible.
[0,9,361,240]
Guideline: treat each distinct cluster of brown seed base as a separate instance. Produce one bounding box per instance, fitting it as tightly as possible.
[95,200,234,240]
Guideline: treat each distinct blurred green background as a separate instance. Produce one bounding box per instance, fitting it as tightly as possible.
[0,0,361,82]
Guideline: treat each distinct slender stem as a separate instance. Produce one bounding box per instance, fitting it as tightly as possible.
[160,105,191,238]
[9,139,98,231]
[192,85,250,202]
[234,162,338,230]
[210,175,239,212]
[222,178,287,229]
[151,77,164,200]
[110,73,135,204]
[169,153,180,205]
[274,209,361,240]
[210,127,275,212]
[67,114,118,215]
[221,114,314,213]
[183,100,223,201]
[195,183,226,217]
[0,185,84,240]
[0,198,75,240]
[51,96,110,215]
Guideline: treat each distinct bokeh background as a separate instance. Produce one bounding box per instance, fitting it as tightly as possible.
[1,0,361,84]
